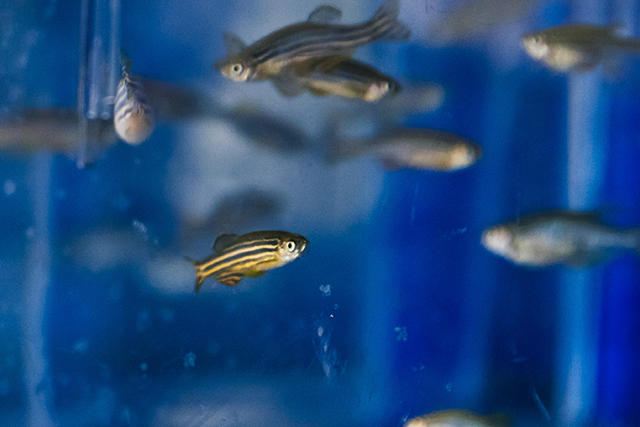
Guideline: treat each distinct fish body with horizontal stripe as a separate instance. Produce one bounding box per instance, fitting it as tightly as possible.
[193,230,308,291]
[214,0,410,83]
[114,58,154,145]
[280,55,401,100]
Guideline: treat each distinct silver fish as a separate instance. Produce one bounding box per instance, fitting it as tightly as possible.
[522,24,640,72]
[193,230,308,291]
[405,410,510,427]
[214,0,410,83]
[276,55,401,100]
[482,210,640,267]
[329,127,482,171]
[0,109,115,156]
[114,58,155,144]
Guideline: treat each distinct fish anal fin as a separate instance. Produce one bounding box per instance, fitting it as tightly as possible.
[307,5,342,24]
[213,233,240,252]
[271,75,305,97]
[217,274,243,287]
[223,32,247,57]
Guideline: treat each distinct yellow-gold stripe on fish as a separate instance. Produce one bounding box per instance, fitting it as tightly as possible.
[193,231,308,291]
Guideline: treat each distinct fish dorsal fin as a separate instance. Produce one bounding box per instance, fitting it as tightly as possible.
[213,233,240,252]
[307,5,342,24]
[223,32,247,56]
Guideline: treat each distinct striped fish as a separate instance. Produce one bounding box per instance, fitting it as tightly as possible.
[328,127,482,171]
[193,230,308,291]
[214,0,411,83]
[114,58,154,145]
[276,55,401,100]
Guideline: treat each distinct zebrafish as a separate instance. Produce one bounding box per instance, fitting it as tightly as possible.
[0,109,116,155]
[481,210,640,267]
[329,127,482,171]
[277,55,401,100]
[404,410,510,427]
[522,24,640,72]
[193,231,308,291]
[214,0,410,83]
[114,57,154,144]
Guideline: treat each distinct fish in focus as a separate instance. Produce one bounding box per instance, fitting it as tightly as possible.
[114,57,155,144]
[281,55,401,101]
[214,0,410,84]
[193,230,308,291]
[329,127,482,171]
[522,24,640,72]
[404,410,510,427]
[481,210,640,267]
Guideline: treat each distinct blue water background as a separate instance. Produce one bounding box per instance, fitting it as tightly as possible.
[1,0,640,426]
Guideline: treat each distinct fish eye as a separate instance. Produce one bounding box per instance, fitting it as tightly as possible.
[534,35,543,44]
[231,63,243,74]
[286,241,296,252]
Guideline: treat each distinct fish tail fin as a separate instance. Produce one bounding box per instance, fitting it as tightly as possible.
[187,257,206,292]
[369,0,411,43]
[633,229,640,255]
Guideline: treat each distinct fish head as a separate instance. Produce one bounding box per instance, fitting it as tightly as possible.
[450,142,481,170]
[522,32,550,61]
[481,225,514,258]
[364,81,391,102]
[276,233,309,263]
[216,56,253,82]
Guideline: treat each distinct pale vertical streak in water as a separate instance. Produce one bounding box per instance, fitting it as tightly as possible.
[23,153,53,427]
[452,59,517,409]
[77,0,120,168]
[558,0,607,426]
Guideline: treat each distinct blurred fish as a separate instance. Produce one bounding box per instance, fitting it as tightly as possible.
[404,410,510,427]
[427,0,542,44]
[522,24,640,72]
[142,78,220,120]
[329,127,482,171]
[114,57,155,144]
[282,56,401,101]
[481,210,640,267]
[214,0,410,84]
[180,189,284,245]
[64,226,153,273]
[0,109,115,155]
[193,230,308,291]
[223,104,308,153]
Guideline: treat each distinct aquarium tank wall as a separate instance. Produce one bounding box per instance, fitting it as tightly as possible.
[1,0,640,426]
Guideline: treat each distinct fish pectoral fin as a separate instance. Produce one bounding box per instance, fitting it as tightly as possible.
[307,5,342,24]
[223,32,247,56]
[213,233,240,252]
[271,75,306,98]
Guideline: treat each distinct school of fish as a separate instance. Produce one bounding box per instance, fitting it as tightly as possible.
[3,1,640,424]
